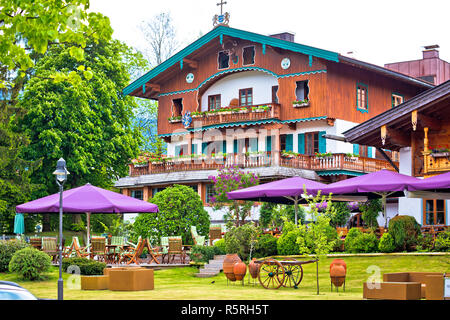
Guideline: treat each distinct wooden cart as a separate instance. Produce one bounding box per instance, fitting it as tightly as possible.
[255,258,319,290]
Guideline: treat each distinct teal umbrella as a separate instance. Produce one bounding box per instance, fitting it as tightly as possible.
[14,213,25,235]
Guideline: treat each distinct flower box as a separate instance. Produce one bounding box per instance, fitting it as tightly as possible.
[293,102,310,108]
[134,163,149,168]
[169,118,181,123]
[431,152,450,158]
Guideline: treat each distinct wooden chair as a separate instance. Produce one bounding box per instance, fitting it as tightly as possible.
[209,225,222,245]
[119,236,145,265]
[191,226,206,246]
[41,237,58,262]
[168,237,184,264]
[107,236,126,264]
[29,237,42,250]
[160,237,169,263]
[90,237,107,261]
[144,238,162,264]
[64,236,88,258]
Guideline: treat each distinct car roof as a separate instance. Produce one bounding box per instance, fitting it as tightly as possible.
[0,281,24,289]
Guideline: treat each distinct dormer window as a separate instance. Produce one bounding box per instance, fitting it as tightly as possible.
[218,51,230,69]
[243,46,255,65]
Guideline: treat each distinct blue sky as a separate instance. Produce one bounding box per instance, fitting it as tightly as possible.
[89,0,449,67]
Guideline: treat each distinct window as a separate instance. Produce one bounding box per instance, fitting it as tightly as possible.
[172,98,183,117]
[152,187,166,197]
[239,88,253,106]
[423,199,446,225]
[243,46,255,65]
[205,184,216,203]
[208,95,221,110]
[356,83,368,112]
[392,93,404,107]
[295,81,309,101]
[218,51,229,69]
[188,185,198,194]
[280,134,293,152]
[131,189,143,200]
[305,132,319,155]
[175,144,187,157]
[272,86,279,104]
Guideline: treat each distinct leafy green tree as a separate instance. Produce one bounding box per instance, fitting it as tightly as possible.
[14,40,142,230]
[132,185,210,245]
[360,199,382,229]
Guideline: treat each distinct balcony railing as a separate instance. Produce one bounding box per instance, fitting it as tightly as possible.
[169,103,281,128]
[423,152,450,175]
[129,152,398,177]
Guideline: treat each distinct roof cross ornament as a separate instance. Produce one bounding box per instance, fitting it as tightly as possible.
[213,0,230,27]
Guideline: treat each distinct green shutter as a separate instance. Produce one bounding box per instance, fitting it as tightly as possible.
[286,134,293,152]
[353,144,360,155]
[250,138,258,152]
[202,142,208,155]
[318,131,327,153]
[368,146,375,158]
[266,136,272,152]
[175,145,181,156]
[233,139,238,153]
[298,133,305,154]
[191,143,198,155]
[222,141,227,153]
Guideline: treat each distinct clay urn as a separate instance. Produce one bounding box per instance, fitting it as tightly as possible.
[329,258,347,274]
[233,261,247,281]
[223,253,241,281]
[248,258,259,279]
[330,264,346,287]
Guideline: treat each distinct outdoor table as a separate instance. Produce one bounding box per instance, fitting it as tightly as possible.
[105,244,130,264]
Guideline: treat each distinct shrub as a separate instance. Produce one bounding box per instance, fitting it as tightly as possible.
[347,232,378,253]
[62,257,106,275]
[277,229,302,255]
[8,247,51,280]
[378,232,396,253]
[213,239,226,255]
[416,234,435,252]
[223,223,258,261]
[433,230,450,252]
[0,240,29,272]
[254,234,278,258]
[388,215,421,251]
[189,245,216,263]
[344,228,363,252]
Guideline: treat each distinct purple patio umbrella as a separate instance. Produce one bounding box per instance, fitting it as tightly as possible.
[309,169,421,227]
[406,172,450,199]
[16,183,158,249]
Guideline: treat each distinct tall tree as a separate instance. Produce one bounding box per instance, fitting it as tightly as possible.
[14,39,143,231]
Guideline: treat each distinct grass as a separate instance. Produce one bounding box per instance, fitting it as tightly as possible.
[1,254,449,300]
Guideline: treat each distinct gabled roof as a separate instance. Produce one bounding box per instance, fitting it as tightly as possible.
[123,25,340,96]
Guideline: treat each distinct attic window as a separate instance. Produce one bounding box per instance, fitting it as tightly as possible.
[243,46,255,65]
[218,51,230,69]
[295,80,309,101]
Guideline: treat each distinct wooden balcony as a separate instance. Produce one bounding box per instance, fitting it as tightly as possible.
[423,152,450,175]
[129,152,397,177]
[170,103,281,128]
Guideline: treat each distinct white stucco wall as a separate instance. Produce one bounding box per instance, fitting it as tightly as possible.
[200,71,278,110]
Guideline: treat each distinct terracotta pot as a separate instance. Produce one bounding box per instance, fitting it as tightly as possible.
[233,262,247,281]
[329,259,347,274]
[248,258,259,279]
[330,265,346,287]
[223,253,241,281]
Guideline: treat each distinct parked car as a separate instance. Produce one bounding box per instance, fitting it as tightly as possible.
[0,281,38,300]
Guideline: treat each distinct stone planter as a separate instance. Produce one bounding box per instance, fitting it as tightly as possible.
[223,253,241,282]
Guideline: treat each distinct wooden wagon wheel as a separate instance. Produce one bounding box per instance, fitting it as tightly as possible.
[277,258,304,288]
[258,259,285,289]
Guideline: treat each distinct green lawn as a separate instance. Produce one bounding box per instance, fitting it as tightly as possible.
[1,255,448,300]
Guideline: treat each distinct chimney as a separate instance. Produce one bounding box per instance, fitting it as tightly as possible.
[269,32,295,42]
[423,44,440,59]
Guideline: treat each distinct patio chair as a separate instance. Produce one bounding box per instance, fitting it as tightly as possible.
[41,237,58,262]
[64,236,88,258]
[209,225,222,245]
[160,236,169,263]
[168,236,184,264]
[89,237,107,261]
[29,237,42,250]
[119,236,145,265]
[144,238,162,264]
[107,236,126,264]
[191,226,206,246]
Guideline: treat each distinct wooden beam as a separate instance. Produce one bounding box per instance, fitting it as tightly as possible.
[148,83,160,92]
[386,127,410,147]
[418,113,441,131]
[376,147,399,172]
[183,58,198,69]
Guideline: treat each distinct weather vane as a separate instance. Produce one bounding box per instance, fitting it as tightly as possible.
[213,0,230,27]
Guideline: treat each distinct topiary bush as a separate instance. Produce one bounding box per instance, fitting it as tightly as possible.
[433,230,450,252]
[8,247,51,280]
[378,232,396,253]
[346,232,378,253]
[62,257,106,275]
[277,229,302,255]
[0,239,29,272]
[254,234,278,258]
[344,228,363,253]
[388,215,421,251]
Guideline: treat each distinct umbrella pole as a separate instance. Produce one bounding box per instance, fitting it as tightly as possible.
[382,194,387,228]
[87,212,91,258]
[294,198,299,226]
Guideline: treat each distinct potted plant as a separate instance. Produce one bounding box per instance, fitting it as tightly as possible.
[191,111,204,118]
[315,152,333,159]
[431,146,450,158]
[293,99,310,108]
[168,115,182,123]
[133,159,149,167]
[238,107,249,114]
[252,105,270,113]
[217,108,233,115]
[345,153,360,161]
